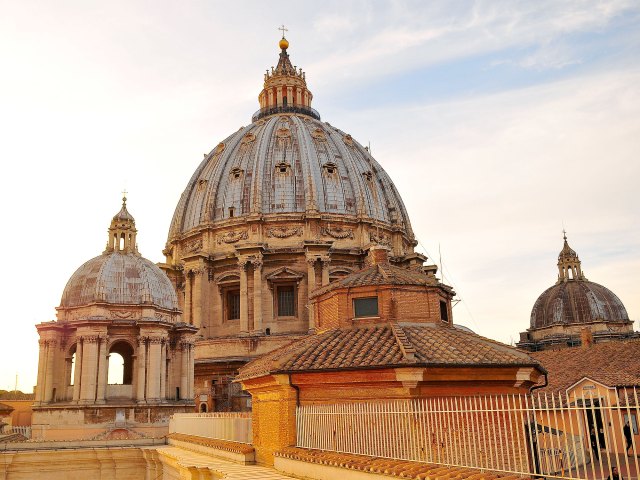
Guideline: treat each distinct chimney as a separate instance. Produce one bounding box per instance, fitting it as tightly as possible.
[580,327,594,349]
[369,245,390,265]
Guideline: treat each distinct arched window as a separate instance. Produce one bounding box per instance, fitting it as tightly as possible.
[68,345,77,386]
[108,341,134,385]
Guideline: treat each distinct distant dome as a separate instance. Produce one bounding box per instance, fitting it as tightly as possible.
[61,252,178,311]
[167,114,413,241]
[530,234,629,329]
[530,280,628,329]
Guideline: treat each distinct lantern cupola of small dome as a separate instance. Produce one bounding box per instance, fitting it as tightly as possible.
[557,231,585,282]
[105,192,138,254]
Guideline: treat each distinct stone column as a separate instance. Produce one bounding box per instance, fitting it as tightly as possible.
[160,340,167,401]
[35,340,47,403]
[80,336,99,402]
[192,267,204,330]
[253,258,263,334]
[239,258,249,335]
[306,257,317,332]
[189,343,195,399]
[136,338,147,402]
[43,340,56,403]
[96,337,108,403]
[180,341,189,400]
[184,272,192,325]
[146,337,162,401]
[72,339,83,402]
[320,255,331,286]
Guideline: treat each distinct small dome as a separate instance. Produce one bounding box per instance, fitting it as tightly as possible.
[60,252,178,311]
[530,280,629,329]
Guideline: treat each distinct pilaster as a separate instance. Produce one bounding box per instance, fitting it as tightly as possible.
[252,256,263,334]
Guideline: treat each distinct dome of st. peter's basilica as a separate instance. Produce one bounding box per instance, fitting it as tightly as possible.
[160,36,433,410]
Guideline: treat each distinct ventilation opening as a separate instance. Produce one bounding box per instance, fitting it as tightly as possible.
[265,327,271,336]
[440,300,449,322]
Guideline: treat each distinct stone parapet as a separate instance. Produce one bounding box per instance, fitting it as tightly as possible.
[275,447,528,480]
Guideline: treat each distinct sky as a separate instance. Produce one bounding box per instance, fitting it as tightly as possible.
[0,0,639,391]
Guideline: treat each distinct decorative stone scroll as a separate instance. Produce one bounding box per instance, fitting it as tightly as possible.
[321,226,354,239]
[267,226,302,238]
[184,238,203,253]
[276,127,291,139]
[111,310,137,319]
[217,230,248,244]
[369,230,391,246]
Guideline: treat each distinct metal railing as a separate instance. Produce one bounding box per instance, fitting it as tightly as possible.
[296,388,640,480]
[251,105,320,122]
[2,426,31,439]
[169,412,252,444]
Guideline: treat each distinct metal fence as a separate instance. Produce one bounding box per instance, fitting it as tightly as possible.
[296,389,640,480]
[169,412,252,444]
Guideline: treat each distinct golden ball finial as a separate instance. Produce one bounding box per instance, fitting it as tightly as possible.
[279,37,289,50]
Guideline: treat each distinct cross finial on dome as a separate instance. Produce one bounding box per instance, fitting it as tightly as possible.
[279,24,288,38]
[562,228,567,241]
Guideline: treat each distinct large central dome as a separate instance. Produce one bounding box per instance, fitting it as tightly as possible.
[167,37,413,245]
[168,114,413,240]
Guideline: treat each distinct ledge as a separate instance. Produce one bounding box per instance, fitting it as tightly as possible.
[167,433,254,464]
[274,447,527,480]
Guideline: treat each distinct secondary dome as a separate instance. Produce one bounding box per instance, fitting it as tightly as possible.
[61,197,178,312]
[167,37,413,244]
[518,233,636,351]
[61,253,178,310]
[529,233,629,329]
[530,280,628,329]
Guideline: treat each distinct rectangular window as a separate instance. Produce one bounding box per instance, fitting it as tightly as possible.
[625,412,639,435]
[277,285,295,317]
[226,290,240,320]
[440,300,449,322]
[354,297,378,318]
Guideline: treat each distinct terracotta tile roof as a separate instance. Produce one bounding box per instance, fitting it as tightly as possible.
[0,392,34,401]
[237,322,539,381]
[531,339,640,393]
[0,402,14,413]
[276,447,527,480]
[310,263,449,298]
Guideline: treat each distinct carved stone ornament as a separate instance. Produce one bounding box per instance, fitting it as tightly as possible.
[217,230,248,244]
[311,128,326,141]
[148,336,165,344]
[184,238,203,253]
[214,142,225,155]
[267,226,303,238]
[321,226,354,239]
[111,310,137,319]
[369,230,392,246]
[154,312,168,321]
[276,127,291,138]
[343,134,354,146]
[241,132,256,144]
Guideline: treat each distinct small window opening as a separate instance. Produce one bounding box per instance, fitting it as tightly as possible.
[440,300,449,322]
[226,289,241,320]
[229,207,235,218]
[568,268,573,279]
[69,350,77,386]
[354,297,378,318]
[283,96,288,106]
[176,387,180,400]
[265,327,271,335]
[200,403,208,412]
[277,285,296,317]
